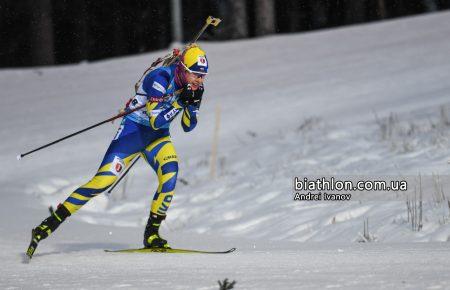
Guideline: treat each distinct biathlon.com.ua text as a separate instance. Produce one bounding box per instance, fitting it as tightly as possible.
[293,177,408,201]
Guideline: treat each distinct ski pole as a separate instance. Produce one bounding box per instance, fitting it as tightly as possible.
[107,155,140,194]
[17,104,146,160]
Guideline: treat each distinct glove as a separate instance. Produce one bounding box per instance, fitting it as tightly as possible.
[177,84,204,108]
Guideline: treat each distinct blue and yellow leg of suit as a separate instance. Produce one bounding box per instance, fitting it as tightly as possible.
[142,137,178,216]
[62,119,178,216]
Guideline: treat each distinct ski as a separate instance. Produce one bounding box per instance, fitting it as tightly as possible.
[104,247,236,254]
[25,206,54,262]
[25,230,39,262]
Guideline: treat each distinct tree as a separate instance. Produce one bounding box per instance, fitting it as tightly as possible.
[377,0,387,18]
[254,0,276,36]
[342,0,367,24]
[422,0,439,11]
[309,0,329,29]
[30,0,55,65]
[218,0,248,39]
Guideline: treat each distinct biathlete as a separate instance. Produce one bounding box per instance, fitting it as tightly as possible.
[29,44,208,254]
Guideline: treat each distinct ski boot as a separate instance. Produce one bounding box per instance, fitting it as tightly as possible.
[26,204,71,259]
[143,212,171,249]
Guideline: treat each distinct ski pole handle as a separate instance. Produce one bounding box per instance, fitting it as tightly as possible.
[17,104,146,160]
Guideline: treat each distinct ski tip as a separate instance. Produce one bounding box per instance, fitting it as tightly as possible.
[229,247,237,253]
[16,154,22,161]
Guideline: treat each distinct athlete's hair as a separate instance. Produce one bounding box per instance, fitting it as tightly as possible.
[174,61,187,87]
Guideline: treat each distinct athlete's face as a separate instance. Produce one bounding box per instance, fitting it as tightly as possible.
[185,71,205,90]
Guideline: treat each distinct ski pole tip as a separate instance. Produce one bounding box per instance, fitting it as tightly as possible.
[17,154,22,161]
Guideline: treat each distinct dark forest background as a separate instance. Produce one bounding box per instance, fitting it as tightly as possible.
[1,0,449,68]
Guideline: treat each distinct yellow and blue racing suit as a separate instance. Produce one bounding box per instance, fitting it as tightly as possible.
[62,64,200,217]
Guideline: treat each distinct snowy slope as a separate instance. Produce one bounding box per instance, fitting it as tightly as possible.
[1,11,450,289]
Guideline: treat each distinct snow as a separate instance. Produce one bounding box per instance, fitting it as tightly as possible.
[1,11,450,289]
[3,241,450,289]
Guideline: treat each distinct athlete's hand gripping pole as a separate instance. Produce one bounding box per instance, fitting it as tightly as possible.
[17,104,146,160]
